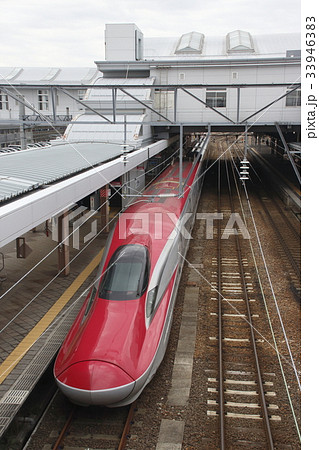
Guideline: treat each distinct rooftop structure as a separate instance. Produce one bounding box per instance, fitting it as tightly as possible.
[175,32,205,54]
[226,30,255,54]
[0,67,99,85]
[0,25,301,145]
[0,23,301,251]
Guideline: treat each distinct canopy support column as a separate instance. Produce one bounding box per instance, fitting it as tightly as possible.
[58,211,70,276]
[100,185,110,234]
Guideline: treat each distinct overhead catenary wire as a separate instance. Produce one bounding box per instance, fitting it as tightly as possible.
[228,150,301,441]
[176,71,302,197]
[224,157,274,450]
[0,70,301,333]
[0,69,186,299]
[176,134,302,441]
[0,98,180,301]
[0,73,131,203]
[0,93,296,304]
[0,148,202,378]
[0,147,180,332]
[178,139,302,376]
[238,163,301,390]
[227,141,301,385]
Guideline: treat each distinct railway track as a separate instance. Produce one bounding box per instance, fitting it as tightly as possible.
[25,391,137,449]
[255,193,300,298]
[181,137,300,448]
[246,147,301,299]
[19,136,300,449]
[209,157,275,448]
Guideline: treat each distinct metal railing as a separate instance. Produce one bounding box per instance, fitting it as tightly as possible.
[22,114,72,122]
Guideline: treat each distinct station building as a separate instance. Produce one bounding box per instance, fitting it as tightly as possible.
[0,24,301,256]
[0,24,301,148]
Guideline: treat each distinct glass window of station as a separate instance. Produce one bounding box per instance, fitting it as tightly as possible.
[38,90,49,111]
[0,91,9,110]
[206,89,227,108]
[286,89,301,107]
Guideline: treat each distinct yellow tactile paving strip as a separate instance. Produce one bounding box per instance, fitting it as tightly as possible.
[0,249,103,384]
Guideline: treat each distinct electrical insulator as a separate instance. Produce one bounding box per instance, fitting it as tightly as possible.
[239,158,250,181]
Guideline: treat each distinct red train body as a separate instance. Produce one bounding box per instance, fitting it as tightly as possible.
[54,155,205,407]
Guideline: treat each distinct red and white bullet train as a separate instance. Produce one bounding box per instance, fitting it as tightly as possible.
[54,145,206,407]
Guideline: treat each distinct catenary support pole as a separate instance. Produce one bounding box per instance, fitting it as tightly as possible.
[179,125,183,197]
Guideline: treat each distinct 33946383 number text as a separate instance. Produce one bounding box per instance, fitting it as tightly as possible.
[306,17,316,79]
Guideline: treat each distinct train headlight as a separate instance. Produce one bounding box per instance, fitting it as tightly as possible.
[146,286,158,318]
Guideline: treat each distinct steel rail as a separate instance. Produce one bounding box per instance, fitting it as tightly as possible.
[217,157,226,450]
[257,195,301,280]
[118,401,137,449]
[224,159,274,450]
[52,405,77,450]
[270,197,301,241]
[51,401,137,450]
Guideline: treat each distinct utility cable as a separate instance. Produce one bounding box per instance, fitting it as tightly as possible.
[0,150,179,331]
[228,150,301,441]
[0,145,179,303]
[241,172,301,390]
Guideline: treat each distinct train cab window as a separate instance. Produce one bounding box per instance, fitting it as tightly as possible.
[99,245,150,300]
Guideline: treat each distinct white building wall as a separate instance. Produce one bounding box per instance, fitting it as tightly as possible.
[0,88,87,120]
[0,28,300,128]
[149,63,300,124]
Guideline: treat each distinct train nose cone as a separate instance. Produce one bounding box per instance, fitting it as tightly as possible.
[56,360,135,406]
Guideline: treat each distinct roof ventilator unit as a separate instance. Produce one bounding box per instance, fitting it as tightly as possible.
[239,158,250,181]
[226,30,255,54]
[175,31,205,54]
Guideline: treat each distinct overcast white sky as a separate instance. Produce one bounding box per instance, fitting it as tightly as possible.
[1,0,301,67]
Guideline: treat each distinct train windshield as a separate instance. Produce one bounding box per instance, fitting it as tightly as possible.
[99,244,150,300]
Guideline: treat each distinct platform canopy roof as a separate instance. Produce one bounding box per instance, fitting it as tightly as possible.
[0,67,99,85]
[64,114,145,144]
[0,138,170,248]
[0,142,123,203]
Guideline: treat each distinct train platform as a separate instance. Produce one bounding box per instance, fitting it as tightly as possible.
[0,213,109,437]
